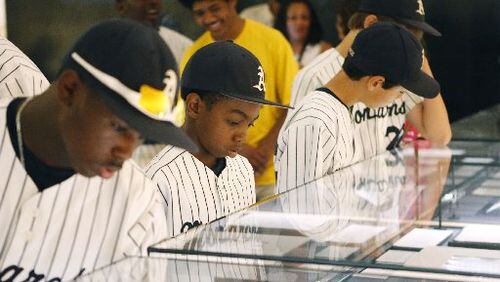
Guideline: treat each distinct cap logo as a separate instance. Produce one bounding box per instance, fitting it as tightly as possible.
[416,0,425,15]
[253,66,266,92]
[420,49,425,69]
[71,52,180,124]
[348,48,355,57]
[139,69,177,116]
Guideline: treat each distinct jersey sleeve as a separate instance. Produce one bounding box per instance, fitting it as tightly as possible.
[275,119,336,193]
[290,67,323,107]
[0,38,49,99]
[125,177,168,257]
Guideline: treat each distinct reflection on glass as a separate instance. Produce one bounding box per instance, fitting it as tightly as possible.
[150,150,445,265]
[76,257,353,282]
[149,142,500,278]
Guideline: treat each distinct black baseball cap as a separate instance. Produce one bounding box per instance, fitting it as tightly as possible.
[61,19,197,151]
[358,0,441,36]
[343,22,440,99]
[181,41,292,109]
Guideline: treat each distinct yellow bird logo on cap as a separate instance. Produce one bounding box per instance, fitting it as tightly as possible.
[138,69,177,117]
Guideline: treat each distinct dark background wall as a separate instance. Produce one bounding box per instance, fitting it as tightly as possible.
[6,0,499,122]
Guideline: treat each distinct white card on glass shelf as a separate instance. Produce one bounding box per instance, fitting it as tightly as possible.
[376,250,416,264]
[454,225,500,244]
[393,228,453,248]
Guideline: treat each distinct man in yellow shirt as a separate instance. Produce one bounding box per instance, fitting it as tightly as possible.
[179,0,299,200]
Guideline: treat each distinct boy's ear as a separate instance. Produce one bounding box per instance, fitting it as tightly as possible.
[185,92,204,119]
[366,75,385,92]
[57,69,83,107]
[363,14,378,29]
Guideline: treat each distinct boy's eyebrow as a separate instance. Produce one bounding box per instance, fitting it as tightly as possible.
[229,109,260,122]
[229,109,249,119]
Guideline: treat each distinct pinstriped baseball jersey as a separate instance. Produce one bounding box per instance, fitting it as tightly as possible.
[145,145,256,238]
[290,48,345,107]
[275,88,356,193]
[290,48,423,163]
[0,38,49,98]
[0,100,168,281]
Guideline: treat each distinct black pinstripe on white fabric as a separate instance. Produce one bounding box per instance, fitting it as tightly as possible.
[145,145,256,238]
[0,101,168,281]
[0,38,49,99]
[275,90,356,193]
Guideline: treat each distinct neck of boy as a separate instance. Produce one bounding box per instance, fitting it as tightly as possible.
[183,123,217,168]
[335,29,360,58]
[323,70,362,107]
[21,87,72,169]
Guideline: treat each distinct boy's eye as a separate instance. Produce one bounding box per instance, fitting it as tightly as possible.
[228,120,241,126]
[111,121,128,133]
[209,5,221,13]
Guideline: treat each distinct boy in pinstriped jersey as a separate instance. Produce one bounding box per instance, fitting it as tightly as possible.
[0,19,195,280]
[275,23,440,193]
[145,41,291,238]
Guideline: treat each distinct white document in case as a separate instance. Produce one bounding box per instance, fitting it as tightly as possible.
[444,256,500,275]
[376,250,417,264]
[472,187,500,197]
[393,228,454,249]
[454,225,500,244]
[461,157,495,164]
[405,246,500,269]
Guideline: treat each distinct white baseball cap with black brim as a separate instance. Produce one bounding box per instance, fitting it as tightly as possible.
[61,19,197,152]
[180,41,293,109]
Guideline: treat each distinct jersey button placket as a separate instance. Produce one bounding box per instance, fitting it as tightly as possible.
[216,171,230,216]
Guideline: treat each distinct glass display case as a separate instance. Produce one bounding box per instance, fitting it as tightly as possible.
[77,256,495,281]
[148,141,500,280]
[76,257,354,281]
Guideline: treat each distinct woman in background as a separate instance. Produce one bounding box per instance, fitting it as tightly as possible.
[275,0,331,68]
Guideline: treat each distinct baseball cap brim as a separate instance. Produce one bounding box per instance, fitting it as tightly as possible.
[219,91,294,109]
[92,78,198,152]
[401,70,440,99]
[396,17,442,37]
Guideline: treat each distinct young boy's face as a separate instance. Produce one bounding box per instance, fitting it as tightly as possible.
[195,97,260,158]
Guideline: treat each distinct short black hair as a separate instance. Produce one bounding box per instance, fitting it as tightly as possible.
[274,0,323,45]
[335,0,361,36]
[342,64,398,89]
[179,0,203,9]
[181,88,227,109]
[347,12,397,30]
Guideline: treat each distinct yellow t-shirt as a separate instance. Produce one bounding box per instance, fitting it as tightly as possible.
[180,19,298,186]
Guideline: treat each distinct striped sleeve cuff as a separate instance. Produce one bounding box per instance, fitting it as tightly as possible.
[403,91,425,112]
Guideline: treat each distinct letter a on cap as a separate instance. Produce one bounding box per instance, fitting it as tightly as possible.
[253,66,266,92]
